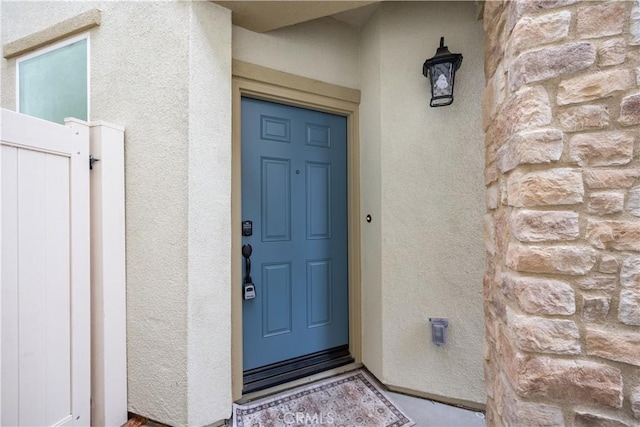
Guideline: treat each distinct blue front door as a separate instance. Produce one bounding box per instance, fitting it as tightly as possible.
[241,97,349,371]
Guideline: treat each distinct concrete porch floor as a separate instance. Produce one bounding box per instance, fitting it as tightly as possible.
[388,392,486,427]
[221,393,486,427]
[136,368,487,427]
[139,392,485,427]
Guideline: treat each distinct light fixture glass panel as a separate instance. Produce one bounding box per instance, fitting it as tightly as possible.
[432,63,453,98]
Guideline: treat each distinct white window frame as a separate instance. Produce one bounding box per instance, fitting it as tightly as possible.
[16,32,91,121]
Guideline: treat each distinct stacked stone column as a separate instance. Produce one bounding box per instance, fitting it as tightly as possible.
[483,1,640,425]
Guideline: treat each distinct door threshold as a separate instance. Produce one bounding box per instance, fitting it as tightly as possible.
[243,346,353,395]
[239,361,362,404]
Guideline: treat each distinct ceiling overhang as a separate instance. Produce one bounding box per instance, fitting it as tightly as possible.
[213,1,379,33]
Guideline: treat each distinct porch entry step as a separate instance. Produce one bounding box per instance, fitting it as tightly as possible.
[242,345,353,394]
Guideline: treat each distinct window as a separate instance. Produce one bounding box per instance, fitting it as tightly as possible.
[17,34,89,124]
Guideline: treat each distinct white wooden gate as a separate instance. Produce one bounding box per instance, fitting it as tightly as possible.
[1,109,90,426]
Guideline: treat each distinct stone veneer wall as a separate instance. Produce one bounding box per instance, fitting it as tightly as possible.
[482,0,640,425]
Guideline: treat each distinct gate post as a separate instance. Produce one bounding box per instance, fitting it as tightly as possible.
[87,121,127,427]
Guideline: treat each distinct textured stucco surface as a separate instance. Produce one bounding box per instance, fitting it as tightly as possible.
[234,1,486,405]
[361,2,487,404]
[2,1,486,422]
[186,3,232,425]
[1,2,232,426]
[232,17,360,89]
[359,9,384,377]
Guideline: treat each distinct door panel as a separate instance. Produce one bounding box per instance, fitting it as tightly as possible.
[306,162,332,239]
[262,262,293,337]
[242,97,348,372]
[261,158,291,241]
[307,259,332,328]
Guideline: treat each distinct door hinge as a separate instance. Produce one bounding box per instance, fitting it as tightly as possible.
[89,155,100,170]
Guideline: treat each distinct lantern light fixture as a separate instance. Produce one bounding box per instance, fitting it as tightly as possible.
[422,37,463,107]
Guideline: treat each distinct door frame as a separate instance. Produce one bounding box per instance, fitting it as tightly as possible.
[231,60,362,400]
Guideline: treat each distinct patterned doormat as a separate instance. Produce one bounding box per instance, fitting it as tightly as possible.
[233,369,414,427]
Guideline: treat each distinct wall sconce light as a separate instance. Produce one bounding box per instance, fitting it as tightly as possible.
[422,37,463,107]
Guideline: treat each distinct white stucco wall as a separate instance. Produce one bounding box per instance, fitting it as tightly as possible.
[233,1,486,406]
[1,2,232,426]
[359,10,384,377]
[2,1,486,422]
[364,1,487,404]
[186,3,232,425]
[232,17,360,89]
